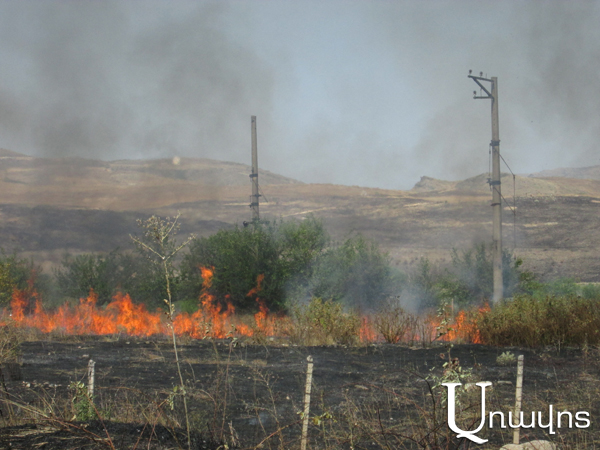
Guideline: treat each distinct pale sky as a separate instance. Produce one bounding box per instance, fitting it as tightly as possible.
[0,1,599,190]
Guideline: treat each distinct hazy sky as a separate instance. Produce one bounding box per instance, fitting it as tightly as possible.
[0,1,599,190]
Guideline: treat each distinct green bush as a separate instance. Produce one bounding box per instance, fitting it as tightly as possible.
[55,250,166,308]
[54,215,194,309]
[580,283,600,300]
[478,294,600,347]
[496,351,517,366]
[22,216,401,314]
[518,277,600,302]
[404,258,440,310]
[407,243,525,309]
[0,251,50,307]
[296,235,404,310]
[179,217,329,311]
[440,244,522,306]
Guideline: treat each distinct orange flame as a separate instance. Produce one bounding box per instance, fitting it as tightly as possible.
[360,316,377,343]
[174,266,236,339]
[247,274,275,336]
[6,288,164,336]
[429,303,490,344]
[2,268,491,345]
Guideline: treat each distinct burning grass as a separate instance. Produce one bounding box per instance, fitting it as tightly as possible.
[1,268,282,342]
[1,289,490,347]
[3,265,600,349]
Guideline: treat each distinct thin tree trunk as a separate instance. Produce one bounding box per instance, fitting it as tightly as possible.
[164,260,191,449]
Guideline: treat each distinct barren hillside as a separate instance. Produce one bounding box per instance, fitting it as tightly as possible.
[529,165,600,180]
[0,149,598,282]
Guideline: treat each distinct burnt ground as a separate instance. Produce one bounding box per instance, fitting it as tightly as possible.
[0,337,599,449]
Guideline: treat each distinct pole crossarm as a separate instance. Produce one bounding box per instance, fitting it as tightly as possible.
[468,74,493,99]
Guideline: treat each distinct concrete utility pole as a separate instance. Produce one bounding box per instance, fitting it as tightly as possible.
[469,71,503,303]
[250,115,260,222]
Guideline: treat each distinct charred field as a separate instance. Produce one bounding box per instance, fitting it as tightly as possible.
[0,154,599,449]
[0,337,599,449]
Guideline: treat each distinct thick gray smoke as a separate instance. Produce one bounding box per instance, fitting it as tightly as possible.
[0,1,273,162]
[0,1,599,189]
[355,1,600,185]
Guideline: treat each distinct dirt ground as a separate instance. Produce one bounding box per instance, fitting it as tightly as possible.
[0,337,599,449]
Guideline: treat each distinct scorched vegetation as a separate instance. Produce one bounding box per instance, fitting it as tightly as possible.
[0,215,599,449]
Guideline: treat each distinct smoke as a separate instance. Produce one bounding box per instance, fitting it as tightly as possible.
[0,1,273,161]
[1,2,600,189]
[517,2,600,164]
[278,1,600,187]
[368,1,600,183]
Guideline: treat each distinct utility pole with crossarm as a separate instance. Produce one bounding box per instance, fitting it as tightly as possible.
[469,71,503,303]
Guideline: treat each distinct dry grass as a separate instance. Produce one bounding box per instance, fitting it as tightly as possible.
[479,295,600,348]
[284,298,362,346]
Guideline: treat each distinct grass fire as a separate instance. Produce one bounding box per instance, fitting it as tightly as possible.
[0,217,599,449]
[2,266,491,345]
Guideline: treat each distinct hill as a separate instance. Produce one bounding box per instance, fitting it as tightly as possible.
[0,150,598,282]
[529,165,600,180]
[412,172,600,198]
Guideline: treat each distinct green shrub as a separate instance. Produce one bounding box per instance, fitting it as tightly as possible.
[55,250,166,308]
[496,351,517,366]
[70,381,95,421]
[0,251,50,307]
[404,257,440,310]
[440,244,522,306]
[179,217,329,311]
[580,283,600,300]
[407,243,525,310]
[297,235,404,310]
[518,277,600,302]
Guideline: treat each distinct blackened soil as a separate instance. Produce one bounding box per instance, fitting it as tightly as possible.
[0,421,222,450]
[1,337,599,449]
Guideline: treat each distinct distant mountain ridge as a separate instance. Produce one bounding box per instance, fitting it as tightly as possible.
[0,148,302,187]
[0,148,31,158]
[411,172,600,198]
[528,165,600,180]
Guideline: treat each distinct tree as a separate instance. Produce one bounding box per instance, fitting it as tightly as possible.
[425,243,523,308]
[406,257,440,310]
[56,253,113,305]
[179,217,329,311]
[0,261,14,307]
[0,251,50,307]
[299,235,402,310]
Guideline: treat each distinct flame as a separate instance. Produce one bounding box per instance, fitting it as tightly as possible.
[6,288,164,336]
[2,268,491,345]
[247,274,276,336]
[174,266,235,339]
[360,316,377,343]
[172,269,274,339]
[429,303,490,344]
[246,273,264,297]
